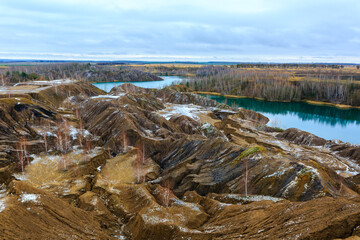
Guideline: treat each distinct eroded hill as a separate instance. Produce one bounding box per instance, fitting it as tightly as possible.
[0,80,359,239]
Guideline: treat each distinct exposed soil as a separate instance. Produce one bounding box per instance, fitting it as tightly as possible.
[0,80,359,239]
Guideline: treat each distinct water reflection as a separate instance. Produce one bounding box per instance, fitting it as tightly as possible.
[91,78,360,144]
[203,95,360,144]
[92,76,183,92]
[206,96,360,126]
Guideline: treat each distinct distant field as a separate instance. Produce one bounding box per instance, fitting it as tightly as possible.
[125,63,203,68]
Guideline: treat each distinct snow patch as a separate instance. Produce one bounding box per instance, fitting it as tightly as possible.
[14,79,74,86]
[0,198,6,212]
[90,93,124,99]
[157,104,207,120]
[0,190,7,213]
[13,173,28,181]
[69,126,91,140]
[221,194,283,203]
[20,194,40,203]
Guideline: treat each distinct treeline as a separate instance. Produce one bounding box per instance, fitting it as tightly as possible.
[234,63,355,69]
[130,63,360,80]
[0,63,161,84]
[129,64,201,77]
[187,66,360,106]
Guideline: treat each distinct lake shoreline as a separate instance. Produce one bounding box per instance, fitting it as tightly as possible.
[89,78,165,84]
[91,79,360,144]
[194,91,360,110]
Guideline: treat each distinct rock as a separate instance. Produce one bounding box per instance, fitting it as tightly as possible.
[276,128,327,146]
[30,82,105,108]
[169,115,201,134]
[236,108,270,124]
[0,165,15,185]
[330,144,360,163]
[78,191,113,216]
[110,83,227,108]
[180,192,360,240]
[212,109,237,120]
[156,137,349,201]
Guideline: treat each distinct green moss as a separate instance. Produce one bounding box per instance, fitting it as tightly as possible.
[233,146,266,164]
[272,127,284,132]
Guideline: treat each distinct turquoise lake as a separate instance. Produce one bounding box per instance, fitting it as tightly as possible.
[92,76,360,144]
[204,95,360,144]
[92,76,184,92]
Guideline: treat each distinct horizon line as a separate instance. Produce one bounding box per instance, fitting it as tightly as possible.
[0,59,359,65]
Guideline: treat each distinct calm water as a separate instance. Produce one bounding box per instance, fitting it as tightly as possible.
[92,76,183,92]
[92,77,360,144]
[203,95,360,144]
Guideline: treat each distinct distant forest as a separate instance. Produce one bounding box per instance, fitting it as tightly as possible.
[185,66,360,106]
[1,62,360,106]
[0,63,161,84]
[129,63,360,106]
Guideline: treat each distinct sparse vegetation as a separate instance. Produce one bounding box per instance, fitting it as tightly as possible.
[186,65,360,106]
[0,63,162,84]
[234,146,263,164]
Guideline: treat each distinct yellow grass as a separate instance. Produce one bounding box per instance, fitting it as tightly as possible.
[305,100,360,109]
[25,155,69,186]
[97,152,137,186]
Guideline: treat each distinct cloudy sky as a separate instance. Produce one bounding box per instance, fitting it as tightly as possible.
[0,0,359,62]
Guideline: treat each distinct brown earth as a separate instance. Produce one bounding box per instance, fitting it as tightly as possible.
[0,81,359,239]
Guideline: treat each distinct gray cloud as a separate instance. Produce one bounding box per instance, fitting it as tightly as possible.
[0,0,359,62]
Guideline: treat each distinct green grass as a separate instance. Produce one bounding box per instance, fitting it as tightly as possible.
[272,127,284,132]
[233,146,265,164]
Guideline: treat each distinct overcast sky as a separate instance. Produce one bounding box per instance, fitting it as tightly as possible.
[0,0,359,62]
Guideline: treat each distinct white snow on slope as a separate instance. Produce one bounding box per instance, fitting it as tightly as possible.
[157,104,208,120]
[20,194,39,203]
[90,94,124,99]
[14,79,74,86]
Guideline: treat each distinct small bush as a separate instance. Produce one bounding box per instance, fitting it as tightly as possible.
[272,127,284,132]
[233,146,266,164]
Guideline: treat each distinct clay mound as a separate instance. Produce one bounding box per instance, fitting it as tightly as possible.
[77,93,201,156]
[0,97,57,169]
[92,183,209,240]
[76,87,358,203]
[0,165,15,185]
[0,79,356,239]
[169,115,201,134]
[211,109,237,120]
[180,191,360,240]
[80,95,172,137]
[236,108,269,124]
[209,109,269,133]
[110,83,227,108]
[97,186,360,240]
[330,144,360,163]
[156,136,356,201]
[0,97,55,139]
[276,128,327,146]
[31,81,105,107]
[0,180,114,239]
